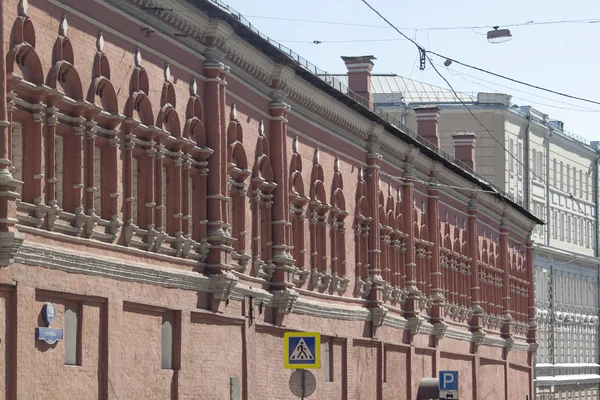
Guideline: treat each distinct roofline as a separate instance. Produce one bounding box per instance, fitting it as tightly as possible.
[194,0,543,225]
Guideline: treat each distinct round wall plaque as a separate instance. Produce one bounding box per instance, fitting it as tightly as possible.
[42,302,56,326]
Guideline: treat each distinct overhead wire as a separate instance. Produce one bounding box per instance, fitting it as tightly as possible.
[426,50,600,107]
[433,62,600,113]
[278,38,408,44]
[357,0,600,106]
[245,15,600,31]
[359,0,598,221]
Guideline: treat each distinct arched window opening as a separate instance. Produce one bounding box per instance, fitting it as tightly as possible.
[354,167,372,298]
[309,151,330,292]
[229,141,250,271]
[251,155,276,280]
[330,187,348,295]
[288,138,309,287]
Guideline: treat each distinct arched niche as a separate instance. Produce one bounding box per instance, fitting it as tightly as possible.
[124,92,154,127]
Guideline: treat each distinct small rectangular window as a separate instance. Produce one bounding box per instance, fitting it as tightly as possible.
[64,301,81,366]
[323,337,333,382]
[161,313,173,369]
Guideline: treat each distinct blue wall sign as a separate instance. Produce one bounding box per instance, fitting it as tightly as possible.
[36,327,63,345]
[439,371,459,390]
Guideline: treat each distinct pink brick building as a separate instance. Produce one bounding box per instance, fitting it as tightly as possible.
[0,0,541,398]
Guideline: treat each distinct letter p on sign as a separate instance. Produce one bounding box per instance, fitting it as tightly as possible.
[439,371,459,391]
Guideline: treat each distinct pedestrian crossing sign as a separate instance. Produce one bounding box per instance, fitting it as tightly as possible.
[284,332,320,369]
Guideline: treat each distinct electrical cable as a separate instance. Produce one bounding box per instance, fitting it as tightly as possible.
[278,38,408,44]
[434,62,600,113]
[245,15,600,31]
[360,0,598,223]
[426,50,600,107]
[358,0,600,106]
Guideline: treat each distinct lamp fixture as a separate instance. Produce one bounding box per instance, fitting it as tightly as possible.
[487,26,512,43]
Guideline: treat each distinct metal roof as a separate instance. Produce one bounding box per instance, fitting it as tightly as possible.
[328,74,476,104]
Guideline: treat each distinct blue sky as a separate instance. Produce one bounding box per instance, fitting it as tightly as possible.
[222,0,600,143]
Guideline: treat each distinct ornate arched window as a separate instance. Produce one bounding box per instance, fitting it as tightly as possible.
[251,122,276,280]
[44,16,86,233]
[227,105,250,271]
[154,64,184,252]
[82,32,122,241]
[7,1,45,229]
[122,49,157,251]
[289,137,309,287]
[183,79,211,261]
[329,156,349,295]
[354,168,372,298]
[391,193,407,305]
[308,148,330,291]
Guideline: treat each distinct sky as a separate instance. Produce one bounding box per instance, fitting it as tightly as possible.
[221,0,600,144]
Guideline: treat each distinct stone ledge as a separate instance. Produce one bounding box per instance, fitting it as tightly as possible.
[14,242,533,351]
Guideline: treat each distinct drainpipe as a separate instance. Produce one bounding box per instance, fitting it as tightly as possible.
[545,128,553,246]
[592,141,600,396]
[593,144,599,258]
[524,115,532,211]
[401,107,410,128]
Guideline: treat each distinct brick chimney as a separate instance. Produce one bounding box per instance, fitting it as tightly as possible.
[341,55,375,108]
[415,106,441,148]
[452,132,477,170]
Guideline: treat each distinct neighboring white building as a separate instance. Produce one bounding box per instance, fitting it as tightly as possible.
[335,71,600,399]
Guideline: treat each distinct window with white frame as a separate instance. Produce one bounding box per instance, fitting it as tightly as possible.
[560,162,564,190]
[573,167,577,197]
[560,213,565,240]
[586,173,590,201]
[518,141,523,175]
[509,138,515,172]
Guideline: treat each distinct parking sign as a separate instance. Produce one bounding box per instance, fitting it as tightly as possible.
[439,371,458,399]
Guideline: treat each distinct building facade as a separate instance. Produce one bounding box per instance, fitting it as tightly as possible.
[0,0,540,399]
[361,74,600,398]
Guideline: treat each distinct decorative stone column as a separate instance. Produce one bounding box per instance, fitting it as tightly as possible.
[108,130,121,240]
[526,237,537,347]
[427,173,445,327]
[500,217,512,339]
[203,47,237,308]
[44,103,60,230]
[402,162,420,319]
[144,138,156,246]
[153,142,166,251]
[203,53,233,272]
[0,34,24,263]
[468,196,484,339]
[366,152,387,328]
[83,119,97,237]
[268,93,299,315]
[121,121,138,246]
[31,104,46,227]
